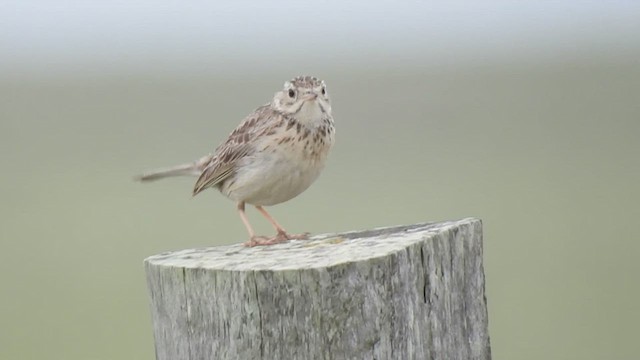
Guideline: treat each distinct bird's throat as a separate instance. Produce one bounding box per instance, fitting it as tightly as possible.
[294,101,325,126]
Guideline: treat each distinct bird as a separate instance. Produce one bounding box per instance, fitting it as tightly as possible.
[135,76,335,246]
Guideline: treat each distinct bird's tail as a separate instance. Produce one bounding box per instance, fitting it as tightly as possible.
[134,155,213,182]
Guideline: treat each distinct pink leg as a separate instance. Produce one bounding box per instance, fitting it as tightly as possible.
[255,206,309,242]
[237,202,256,238]
[238,202,269,247]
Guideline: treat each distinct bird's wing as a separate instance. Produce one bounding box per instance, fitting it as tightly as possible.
[192,143,252,195]
[192,105,276,196]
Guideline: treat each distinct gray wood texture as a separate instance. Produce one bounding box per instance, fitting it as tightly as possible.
[145,218,491,360]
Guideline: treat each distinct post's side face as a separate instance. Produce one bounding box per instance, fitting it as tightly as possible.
[419,220,491,360]
[145,263,191,360]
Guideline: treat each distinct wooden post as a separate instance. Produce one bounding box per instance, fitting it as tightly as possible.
[144,218,491,360]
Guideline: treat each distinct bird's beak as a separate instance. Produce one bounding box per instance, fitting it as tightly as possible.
[304,93,318,101]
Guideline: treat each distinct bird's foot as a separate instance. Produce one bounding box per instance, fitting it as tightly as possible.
[243,231,309,247]
[244,236,277,247]
[275,231,309,241]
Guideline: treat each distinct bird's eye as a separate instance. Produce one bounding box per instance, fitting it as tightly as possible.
[288,89,296,98]
[321,87,326,95]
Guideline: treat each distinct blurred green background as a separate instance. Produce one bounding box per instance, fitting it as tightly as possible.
[1,2,639,359]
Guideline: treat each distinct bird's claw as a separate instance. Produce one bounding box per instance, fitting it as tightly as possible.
[243,232,309,247]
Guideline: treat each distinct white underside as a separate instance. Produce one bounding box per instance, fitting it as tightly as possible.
[220,148,327,206]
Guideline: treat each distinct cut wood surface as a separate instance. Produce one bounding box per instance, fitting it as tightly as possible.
[145,218,491,360]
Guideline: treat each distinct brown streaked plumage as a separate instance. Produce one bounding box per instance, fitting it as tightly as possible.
[136,76,335,246]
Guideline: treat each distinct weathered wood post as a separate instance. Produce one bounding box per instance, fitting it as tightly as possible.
[144,218,491,360]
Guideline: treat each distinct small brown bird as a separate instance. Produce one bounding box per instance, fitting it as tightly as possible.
[136,76,335,246]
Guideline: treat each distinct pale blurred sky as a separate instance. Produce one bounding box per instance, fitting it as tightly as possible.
[2,1,640,76]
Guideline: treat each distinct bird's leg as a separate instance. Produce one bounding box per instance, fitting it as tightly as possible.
[255,206,309,242]
[238,202,270,247]
[237,201,256,238]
